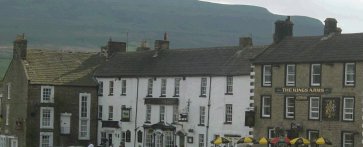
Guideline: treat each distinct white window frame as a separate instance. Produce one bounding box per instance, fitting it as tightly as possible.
[121,80,127,95]
[342,132,354,147]
[160,106,165,122]
[199,134,205,147]
[225,104,232,123]
[7,83,11,99]
[174,78,181,96]
[145,130,153,147]
[344,63,355,86]
[200,77,207,96]
[263,65,272,86]
[40,107,54,129]
[6,104,9,125]
[40,132,53,147]
[226,76,233,94]
[98,105,103,119]
[310,64,321,86]
[108,106,113,120]
[199,106,205,125]
[286,64,296,86]
[268,128,276,147]
[164,131,173,147]
[285,96,295,119]
[173,105,179,122]
[161,79,167,96]
[147,78,153,96]
[109,81,114,95]
[261,96,271,118]
[98,81,103,96]
[307,130,319,147]
[41,86,54,103]
[343,97,354,121]
[155,132,162,147]
[309,97,320,120]
[79,93,91,140]
[146,105,151,122]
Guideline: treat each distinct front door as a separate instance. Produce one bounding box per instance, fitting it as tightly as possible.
[179,135,185,147]
[108,134,113,146]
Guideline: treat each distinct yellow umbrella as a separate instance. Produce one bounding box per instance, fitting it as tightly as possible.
[212,136,231,145]
[237,137,255,144]
[256,137,269,144]
[315,137,332,145]
[290,137,310,145]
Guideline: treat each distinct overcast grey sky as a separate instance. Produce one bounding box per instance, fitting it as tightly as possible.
[201,0,363,33]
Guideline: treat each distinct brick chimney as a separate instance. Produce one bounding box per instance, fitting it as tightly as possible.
[136,40,151,51]
[101,38,126,58]
[154,32,170,50]
[273,16,294,43]
[324,18,341,35]
[13,34,27,60]
[239,37,253,48]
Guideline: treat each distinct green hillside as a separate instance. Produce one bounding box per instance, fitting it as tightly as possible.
[0,0,324,79]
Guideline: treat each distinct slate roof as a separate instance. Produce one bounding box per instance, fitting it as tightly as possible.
[252,33,363,64]
[24,49,105,86]
[94,46,266,77]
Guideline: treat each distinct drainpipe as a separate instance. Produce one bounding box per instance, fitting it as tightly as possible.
[206,76,212,147]
[133,78,139,147]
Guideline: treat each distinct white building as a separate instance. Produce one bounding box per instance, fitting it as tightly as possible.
[94,38,265,147]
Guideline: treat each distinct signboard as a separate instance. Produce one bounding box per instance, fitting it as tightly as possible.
[275,88,331,94]
[322,98,340,121]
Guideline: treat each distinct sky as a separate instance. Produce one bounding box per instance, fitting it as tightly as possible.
[200,0,363,33]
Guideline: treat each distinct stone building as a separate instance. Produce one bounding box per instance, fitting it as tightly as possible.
[94,36,265,147]
[0,35,105,147]
[252,18,363,147]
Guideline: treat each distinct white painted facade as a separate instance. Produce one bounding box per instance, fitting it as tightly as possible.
[97,75,253,147]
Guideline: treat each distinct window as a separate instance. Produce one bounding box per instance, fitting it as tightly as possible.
[198,134,205,147]
[173,106,179,122]
[126,130,131,142]
[121,80,126,95]
[137,130,143,143]
[121,106,131,122]
[121,132,126,144]
[41,86,54,103]
[225,104,232,123]
[79,93,90,140]
[226,76,233,94]
[40,132,53,147]
[5,104,9,126]
[145,105,151,122]
[200,77,207,96]
[98,105,103,119]
[285,96,295,119]
[7,83,11,99]
[147,78,153,96]
[160,106,165,122]
[307,130,319,147]
[344,63,355,86]
[161,79,167,97]
[310,64,321,86]
[145,130,153,147]
[343,97,354,121]
[40,107,54,129]
[174,78,181,96]
[261,96,271,118]
[286,64,296,86]
[164,131,173,147]
[342,132,354,147]
[309,97,320,120]
[108,106,113,120]
[262,65,272,86]
[268,128,276,147]
[155,132,162,147]
[98,81,103,96]
[109,81,114,95]
[199,106,205,125]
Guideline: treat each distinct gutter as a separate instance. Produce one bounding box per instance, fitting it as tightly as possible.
[206,76,212,147]
[133,78,139,147]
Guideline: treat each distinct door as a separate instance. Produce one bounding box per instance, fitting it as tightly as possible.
[179,135,185,147]
[108,134,113,146]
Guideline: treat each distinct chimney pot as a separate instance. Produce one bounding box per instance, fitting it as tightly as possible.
[239,37,253,48]
[13,34,27,60]
[273,16,294,43]
[324,18,339,35]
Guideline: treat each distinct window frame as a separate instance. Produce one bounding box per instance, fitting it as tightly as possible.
[147,78,153,97]
[310,64,321,86]
[225,104,233,123]
[200,77,207,97]
[98,81,103,96]
[285,96,295,119]
[267,127,276,147]
[109,81,114,96]
[40,107,54,129]
[199,106,205,125]
[226,76,233,94]
[341,132,354,147]
[309,96,320,120]
[108,106,113,120]
[307,130,319,147]
[342,97,354,121]
[145,105,151,123]
[344,63,355,86]
[7,83,11,99]
[262,65,272,87]
[261,95,271,118]
[40,132,53,147]
[198,134,205,147]
[79,93,91,140]
[173,105,179,123]
[174,78,181,97]
[121,80,127,95]
[41,86,54,103]
[160,106,165,122]
[98,105,103,119]
[161,79,167,97]
[285,64,296,86]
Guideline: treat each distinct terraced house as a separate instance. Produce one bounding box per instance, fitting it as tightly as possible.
[94,36,265,147]
[0,35,104,147]
[252,18,363,147]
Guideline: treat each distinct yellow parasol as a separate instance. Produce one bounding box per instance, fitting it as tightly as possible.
[256,137,269,144]
[315,137,332,145]
[290,137,310,145]
[237,137,256,144]
[212,136,231,145]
